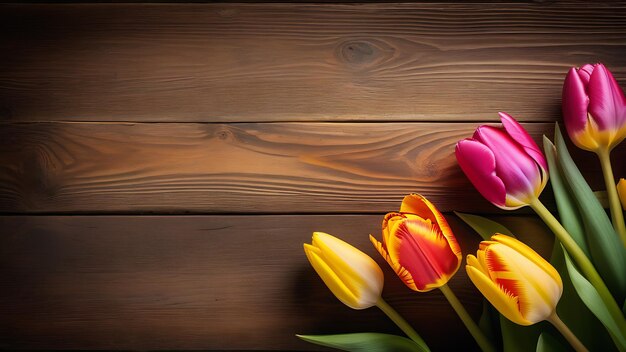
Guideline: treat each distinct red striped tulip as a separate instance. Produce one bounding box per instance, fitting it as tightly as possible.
[304,232,384,310]
[466,235,563,325]
[455,112,549,210]
[370,194,462,292]
[562,63,626,152]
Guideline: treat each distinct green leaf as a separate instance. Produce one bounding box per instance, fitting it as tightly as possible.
[550,245,617,351]
[546,132,618,351]
[536,331,568,352]
[500,315,542,352]
[296,333,426,352]
[542,136,589,256]
[553,126,626,301]
[454,212,514,240]
[562,246,626,351]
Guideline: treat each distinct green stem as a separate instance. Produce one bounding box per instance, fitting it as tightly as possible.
[530,198,626,334]
[376,298,430,351]
[547,311,589,352]
[597,148,626,247]
[439,284,495,352]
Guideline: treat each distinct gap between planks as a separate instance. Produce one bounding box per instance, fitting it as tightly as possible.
[0,120,556,125]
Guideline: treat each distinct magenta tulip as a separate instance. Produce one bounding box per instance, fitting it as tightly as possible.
[562,63,626,152]
[455,112,548,210]
[563,63,626,244]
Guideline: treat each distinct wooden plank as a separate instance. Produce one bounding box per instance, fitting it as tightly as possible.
[1,121,619,214]
[0,214,554,351]
[1,3,626,122]
[2,0,605,3]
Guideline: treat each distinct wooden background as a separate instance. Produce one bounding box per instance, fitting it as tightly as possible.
[1,2,626,351]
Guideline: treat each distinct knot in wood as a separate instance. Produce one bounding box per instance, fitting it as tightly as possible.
[215,127,233,141]
[337,40,376,66]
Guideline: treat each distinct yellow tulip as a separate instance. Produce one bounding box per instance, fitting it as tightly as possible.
[303,232,384,310]
[466,234,563,325]
[618,178,626,211]
[466,235,589,351]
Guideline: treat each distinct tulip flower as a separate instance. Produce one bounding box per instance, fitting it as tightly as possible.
[455,112,548,210]
[562,63,626,244]
[562,63,626,153]
[466,234,562,325]
[371,194,494,352]
[455,114,611,300]
[304,232,384,309]
[303,232,429,348]
[467,234,587,352]
[618,178,626,211]
[369,194,462,292]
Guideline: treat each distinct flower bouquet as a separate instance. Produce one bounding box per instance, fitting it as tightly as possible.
[297,63,626,352]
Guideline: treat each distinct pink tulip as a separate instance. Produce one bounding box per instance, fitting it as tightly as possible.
[455,112,549,210]
[562,63,626,152]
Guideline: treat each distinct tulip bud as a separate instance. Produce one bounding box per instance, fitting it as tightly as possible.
[455,112,549,210]
[304,232,384,310]
[618,178,626,211]
[370,194,462,292]
[466,235,563,326]
[562,63,626,152]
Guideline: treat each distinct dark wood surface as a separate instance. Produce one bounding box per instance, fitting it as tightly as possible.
[1,2,625,351]
[0,215,553,351]
[2,3,626,123]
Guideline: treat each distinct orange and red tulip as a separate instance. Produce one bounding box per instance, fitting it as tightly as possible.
[370,194,462,292]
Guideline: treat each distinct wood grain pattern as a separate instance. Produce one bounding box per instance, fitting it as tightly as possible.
[1,3,626,122]
[2,3,626,351]
[1,121,620,214]
[0,214,554,351]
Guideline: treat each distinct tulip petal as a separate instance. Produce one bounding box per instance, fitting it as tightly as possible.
[386,217,459,291]
[400,194,462,263]
[399,194,432,219]
[618,178,626,211]
[475,127,538,183]
[577,64,594,85]
[312,232,384,302]
[304,243,360,309]
[369,235,418,291]
[587,63,626,131]
[473,126,541,206]
[455,139,508,208]
[499,112,548,172]
[563,67,591,140]
[466,254,489,277]
[483,243,562,323]
[491,235,562,287]
[476,246,490,274]
[466,264,532,326]
[383,213,405,242]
